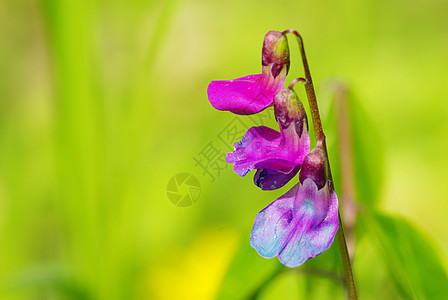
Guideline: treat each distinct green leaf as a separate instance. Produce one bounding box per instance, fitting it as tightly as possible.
[362,211,448,299]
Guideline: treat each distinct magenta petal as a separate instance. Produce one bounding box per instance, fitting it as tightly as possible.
[207,69,285,115]
[226,121,310,177]
[226,126,281,176]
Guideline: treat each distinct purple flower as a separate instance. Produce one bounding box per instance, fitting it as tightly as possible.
[226,88,310,190]
[207,31,290,115]
[207,28,340,269]
[250,143,339,268]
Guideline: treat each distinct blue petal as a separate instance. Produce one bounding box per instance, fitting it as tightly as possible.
[278,179,339,268]
[250,184,299,258]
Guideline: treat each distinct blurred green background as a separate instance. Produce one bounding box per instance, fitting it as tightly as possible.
[1,0,448,299]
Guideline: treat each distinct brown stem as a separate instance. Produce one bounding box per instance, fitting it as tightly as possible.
[284,29,358,300]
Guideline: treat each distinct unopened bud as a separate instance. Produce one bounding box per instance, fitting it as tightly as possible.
[299,145,328,190]
[273,89,308,137]
[262,31,290,78]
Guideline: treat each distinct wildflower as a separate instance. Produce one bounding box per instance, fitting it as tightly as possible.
[207,31,290,115]
[250,138,339,268]
[226,88,310,190]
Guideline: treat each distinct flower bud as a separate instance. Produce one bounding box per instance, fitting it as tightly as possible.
[262,31,290,78]
[299,145,328,190]
[273,89,308,138]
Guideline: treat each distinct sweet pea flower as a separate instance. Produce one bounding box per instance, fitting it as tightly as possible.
[226,88,310,190]
[207,31,290,115]
[250,139,339,268]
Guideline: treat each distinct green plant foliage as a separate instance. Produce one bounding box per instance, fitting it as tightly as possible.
[321,82,384,208]
[361,211,448,299]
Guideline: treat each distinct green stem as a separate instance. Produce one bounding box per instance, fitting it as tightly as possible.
[297,267,345,284]
[247,265,284,300]
[247,265,344,300]
[283,29,358,300]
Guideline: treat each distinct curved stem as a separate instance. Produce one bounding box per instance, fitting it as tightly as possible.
[288,77,307,90]
[283,29,358,300]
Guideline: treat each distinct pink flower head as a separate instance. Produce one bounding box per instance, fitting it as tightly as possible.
[207,31,290,115]
[226,88,310,190]
[250,143,339,268]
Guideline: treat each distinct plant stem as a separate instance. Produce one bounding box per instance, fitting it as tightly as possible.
[247,264,345,300]
[247,264,284,300]
[297,267,345,284]
[283,29,358,300]
[335,81,358,257]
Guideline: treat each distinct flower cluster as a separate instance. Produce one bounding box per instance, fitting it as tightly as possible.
[207,31,338,268]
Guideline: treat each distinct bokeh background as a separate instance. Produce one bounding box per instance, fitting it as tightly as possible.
[1,0,447,299]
